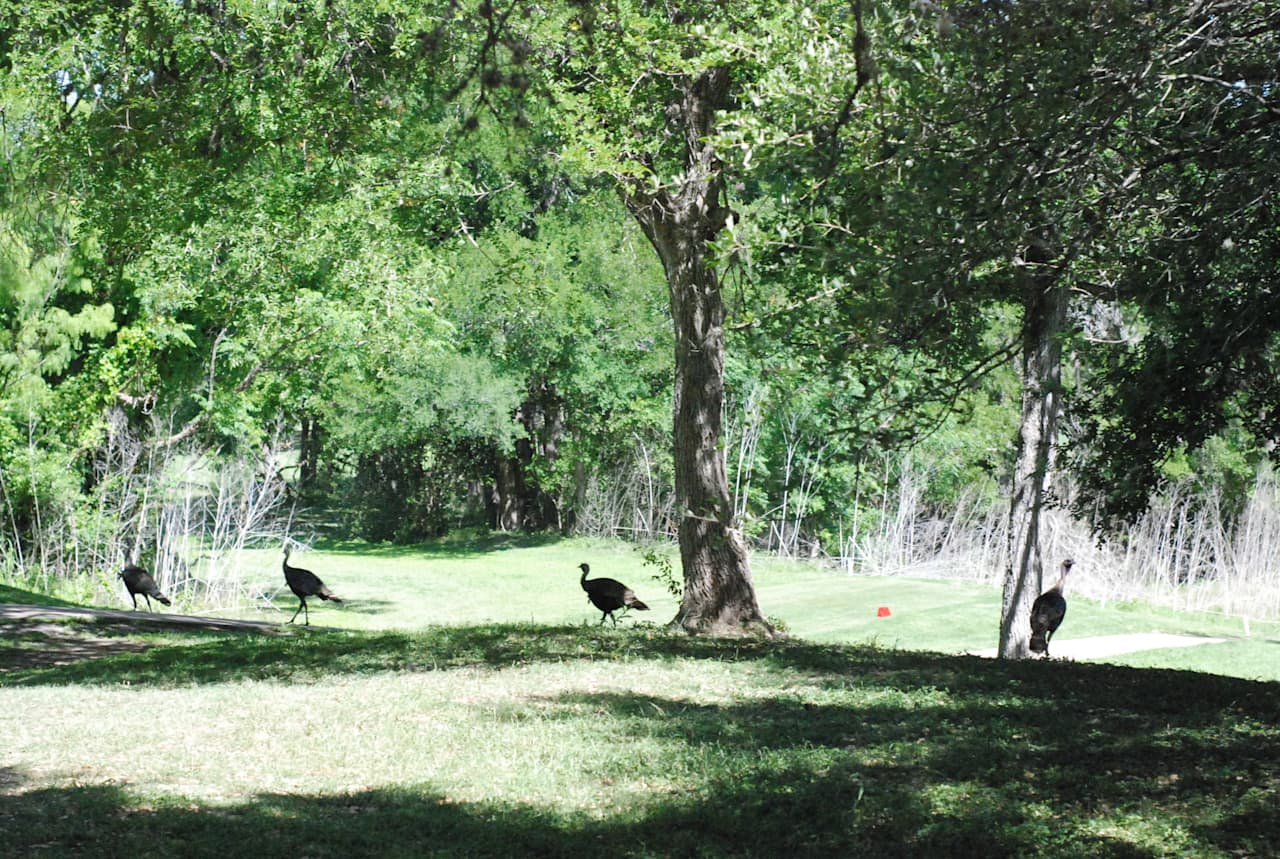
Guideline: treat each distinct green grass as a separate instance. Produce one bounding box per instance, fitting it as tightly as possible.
[192,539,1277,681]
[2,537,1279,857]
[227,536,671,630]
[2,625,1278,857]
[10,537,1280,681]
[7,536,1278,679]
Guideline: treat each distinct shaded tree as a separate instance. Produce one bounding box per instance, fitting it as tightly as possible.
[439,191,672,535]
[880,0,1280,656]
[1069,1,1280,527]
[729,0,1278,654]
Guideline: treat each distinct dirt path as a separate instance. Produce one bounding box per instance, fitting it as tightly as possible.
[0,601,285,634]
[0,604,291,674]
[968,632,1231,661]
[0,604,287,633]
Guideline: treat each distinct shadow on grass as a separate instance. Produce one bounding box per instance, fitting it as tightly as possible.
[0,764,1172,859]
[5,622,1280,705]
[549,685,1278,839]
[333,598,399,616]
[254,597,399,624]
[2,626,1278,856]
[0,583,81,608]
[314,531,565,560]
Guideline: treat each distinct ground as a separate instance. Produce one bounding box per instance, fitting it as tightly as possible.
[0,605,289,673]
[967,631,1229,660]
[0,604,1233,674]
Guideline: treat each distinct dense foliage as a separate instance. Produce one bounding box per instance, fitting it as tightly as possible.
[2,2,1278,629]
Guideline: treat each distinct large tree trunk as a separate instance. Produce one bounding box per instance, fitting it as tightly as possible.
[1000,252,1069,659]
[623,68,772,636]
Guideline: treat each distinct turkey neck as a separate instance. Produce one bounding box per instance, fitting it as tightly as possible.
[1053,564,1072,594]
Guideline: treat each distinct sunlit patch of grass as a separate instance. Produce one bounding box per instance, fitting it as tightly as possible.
[9,535,1280,680]
[1079,806,1204,857]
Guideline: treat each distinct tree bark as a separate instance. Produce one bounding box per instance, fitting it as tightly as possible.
[298,413,322,491]
[518,380,564,530]
[1000,247,1069,659]
[489,381,566,532]
[491,456,523,531]
[622,68,772,635]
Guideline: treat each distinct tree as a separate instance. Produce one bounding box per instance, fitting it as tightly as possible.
[1,0,516,551]
[0,141,116,569]
[873,1,1280,656]
[440,190,672,534]
[716,0,1278,654]
[619,67,767,633]
[1000,246,1071,658]
[8,1,894,628]
[877,3,1179,657]
[526,5,870,633]
[1069,1,1280,528]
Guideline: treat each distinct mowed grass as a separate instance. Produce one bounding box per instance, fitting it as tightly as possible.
[214,538,1278,681]
[2,536,1279,857]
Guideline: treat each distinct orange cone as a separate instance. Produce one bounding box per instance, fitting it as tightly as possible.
[877,606,891,617]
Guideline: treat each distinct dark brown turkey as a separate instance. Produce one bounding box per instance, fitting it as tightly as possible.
[579,562,649,625]
[283,546,343,626]
[119,562,171,612]
[1030,558,1074,656]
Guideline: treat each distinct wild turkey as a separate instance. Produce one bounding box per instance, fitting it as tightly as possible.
[282,546,343,626]
[119,562,171,612]
[1030,558,1074,656]
[578,562,649,625]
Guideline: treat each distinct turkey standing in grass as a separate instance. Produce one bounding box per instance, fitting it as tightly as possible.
[1030,558,1074,656]
[283,546,342,626]
[119,563,171,612]
[579,562,649,625]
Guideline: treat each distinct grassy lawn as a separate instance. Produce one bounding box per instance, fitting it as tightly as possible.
[198,538,1275,680]
[2,537,1278,857]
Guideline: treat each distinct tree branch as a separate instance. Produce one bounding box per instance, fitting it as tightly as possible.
[150,325,325,449]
